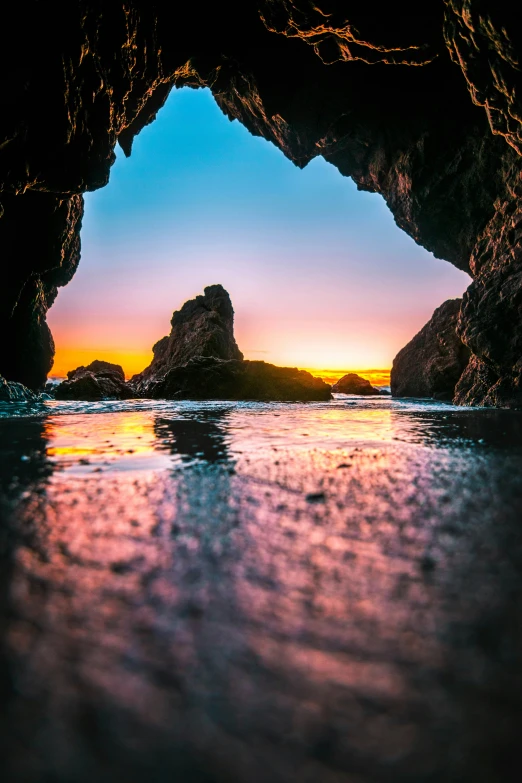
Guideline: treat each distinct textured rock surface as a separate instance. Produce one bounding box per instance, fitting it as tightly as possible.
[452,165,522,407]
[391,299,471,400]
[55,360,134,401]
[132,285,243,395]
[444,1,522,156]
[0,374,38,402]
[0,2,521,403]
[144,356,331,401]
[332,373,381,395]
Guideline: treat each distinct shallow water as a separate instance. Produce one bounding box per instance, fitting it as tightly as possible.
[1,396,522,782]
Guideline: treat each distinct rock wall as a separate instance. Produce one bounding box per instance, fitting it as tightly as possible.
[391,299,471,400]
[0,192,83,389]
[0,2,520,402]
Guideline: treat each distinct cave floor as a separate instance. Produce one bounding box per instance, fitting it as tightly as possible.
[1,397,522,782]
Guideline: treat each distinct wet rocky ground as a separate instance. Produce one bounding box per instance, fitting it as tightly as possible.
[1,397,522,782]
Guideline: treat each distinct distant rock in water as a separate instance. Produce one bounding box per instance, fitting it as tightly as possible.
[0,374,38,402]
[391,299,470,401]
[142,356,331,401]
[332,373,381,396]
[55,360,134,401]
[130,285,331,402]
[132,285,243,395]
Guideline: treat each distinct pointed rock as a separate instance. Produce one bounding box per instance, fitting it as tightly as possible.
[130,285,331,401]
[132,284,243,395]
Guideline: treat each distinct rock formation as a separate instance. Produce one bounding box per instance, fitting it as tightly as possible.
[51,287,331,402]
[130,286,331,401]
[332,373,381,396]
[391,299,471,401]
[142,356,331,402]
[0,3,521,405]
[0,375,38,403]
[54,360,134,401]
[131,285,243,395]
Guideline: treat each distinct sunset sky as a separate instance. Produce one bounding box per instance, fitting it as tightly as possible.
[48,87,470,380]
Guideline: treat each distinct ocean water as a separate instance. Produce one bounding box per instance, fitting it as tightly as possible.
[1,395,522,782]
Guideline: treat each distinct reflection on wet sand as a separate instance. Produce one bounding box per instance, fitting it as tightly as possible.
[0,399,522,782]
[155,408,232,464]
[43,412,171,473]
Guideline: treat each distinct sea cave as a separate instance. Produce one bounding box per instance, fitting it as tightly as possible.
[1,3,522,781]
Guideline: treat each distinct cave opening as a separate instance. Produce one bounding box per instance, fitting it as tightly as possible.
[47,86,469,388]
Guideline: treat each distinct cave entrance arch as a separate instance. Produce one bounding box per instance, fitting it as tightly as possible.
[1,2,520,406]
[46,87,469,392]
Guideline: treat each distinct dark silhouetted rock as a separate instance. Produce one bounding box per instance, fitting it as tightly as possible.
[55,361,134,401]
[0,375,38,402]
[68,360,125,382]
[143,356,331,401]
[332,373,381,395]
[131,287,330,401]
[0,191,83,390]
[132,285,243,395]
[391,299,471,400]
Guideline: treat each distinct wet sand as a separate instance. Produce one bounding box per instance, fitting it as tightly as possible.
[1,397,522,782]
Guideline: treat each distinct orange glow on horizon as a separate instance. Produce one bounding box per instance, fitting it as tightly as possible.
[301,368,391,387]
[50,345,390,387]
